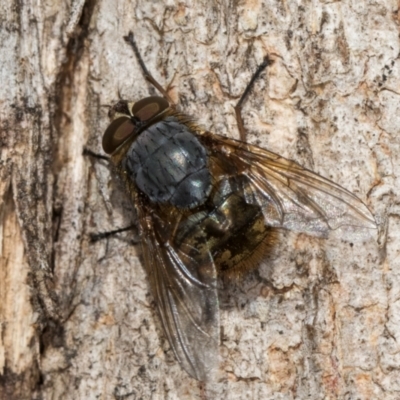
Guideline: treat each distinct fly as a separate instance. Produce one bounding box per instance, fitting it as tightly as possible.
[101,32,376,381]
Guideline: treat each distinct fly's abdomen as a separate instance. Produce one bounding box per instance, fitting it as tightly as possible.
[125,117,212,209]
[174,176,274,275]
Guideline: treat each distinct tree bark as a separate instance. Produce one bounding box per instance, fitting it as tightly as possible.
[1,1,399,399]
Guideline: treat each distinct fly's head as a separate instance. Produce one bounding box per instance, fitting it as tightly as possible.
[102,96,170,155]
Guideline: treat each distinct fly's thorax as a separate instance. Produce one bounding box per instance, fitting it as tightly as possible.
[123,116,212,209]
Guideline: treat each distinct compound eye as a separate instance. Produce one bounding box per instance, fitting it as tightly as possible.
[102,116,135,154]
[131,96,169,122]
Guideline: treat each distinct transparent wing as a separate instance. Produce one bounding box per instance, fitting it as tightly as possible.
[138,207,219,381]
[206,133,376,238]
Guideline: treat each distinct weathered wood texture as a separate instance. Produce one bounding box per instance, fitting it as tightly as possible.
[1,1,399,399]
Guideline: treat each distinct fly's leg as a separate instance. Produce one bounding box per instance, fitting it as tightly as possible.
[234,56,273,142]
[89,225,139,243]
[82,149,138,243]
[83,147,109,161]
[124,32,175,105]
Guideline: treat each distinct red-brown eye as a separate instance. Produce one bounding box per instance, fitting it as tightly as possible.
[131,96,169,121]
[102,116,135,154]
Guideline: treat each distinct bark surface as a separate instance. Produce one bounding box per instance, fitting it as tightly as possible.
[1,1,399,399]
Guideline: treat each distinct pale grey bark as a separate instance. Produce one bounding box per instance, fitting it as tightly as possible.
[0,0,399,399]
